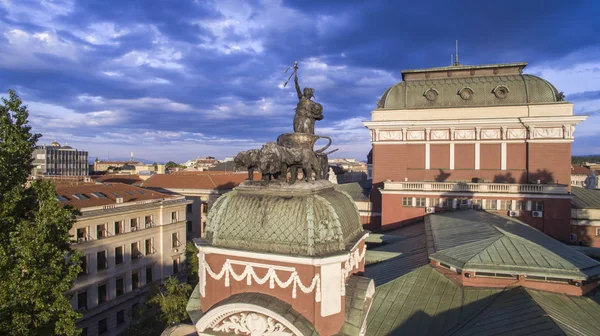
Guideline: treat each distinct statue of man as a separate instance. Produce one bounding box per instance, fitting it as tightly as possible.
[293,67,323,134]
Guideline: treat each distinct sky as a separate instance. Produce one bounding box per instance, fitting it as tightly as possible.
[0,0,599,163]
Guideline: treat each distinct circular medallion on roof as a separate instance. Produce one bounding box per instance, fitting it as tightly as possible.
[458,87,474,100]
[492,85,510,99]
[424,88,439,101]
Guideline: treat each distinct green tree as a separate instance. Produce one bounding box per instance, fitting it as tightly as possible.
[148,277,192,325]
[165,161,178,170]
[0,90,82,335]
[185,241,199,284]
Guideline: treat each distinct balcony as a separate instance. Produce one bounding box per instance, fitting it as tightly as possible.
[383,181,569,195]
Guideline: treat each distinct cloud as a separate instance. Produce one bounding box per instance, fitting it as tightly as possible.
[76,94,193,112]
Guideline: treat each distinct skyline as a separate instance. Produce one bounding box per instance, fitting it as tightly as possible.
[1,0,599,162]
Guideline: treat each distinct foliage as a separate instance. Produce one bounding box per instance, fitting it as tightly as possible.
[0,90,82,335]
[147,277,192,326]
[165,161,185,170]
[124,303,163,336]
[185,241,199,284]
[572,155,600,164]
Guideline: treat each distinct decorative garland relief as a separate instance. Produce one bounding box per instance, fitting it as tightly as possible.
[202,245,367,302]
[212,312,294,336]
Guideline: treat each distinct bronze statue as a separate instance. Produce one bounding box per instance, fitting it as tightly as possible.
[234,150,260,181]
[290,62,323,134]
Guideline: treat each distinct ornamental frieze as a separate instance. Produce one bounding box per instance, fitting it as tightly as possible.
[378,130,403,141]
[480,129,501,139]
[507,128,527,139]
[406,130,425,140]
[212,312,295,336]
[430,129,449,140]
[454,129,476,140]
[533,127,563,139]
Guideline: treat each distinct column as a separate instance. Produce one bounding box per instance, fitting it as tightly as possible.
[449,143,455,170]
[475,143,480,170]
[501,142,507,170]
[425,143,431,169]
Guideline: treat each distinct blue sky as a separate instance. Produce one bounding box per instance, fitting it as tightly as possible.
[1,0,599,163]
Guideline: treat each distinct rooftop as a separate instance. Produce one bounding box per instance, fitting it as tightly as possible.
[572,165,592,175]
[427,211,600,280]
[91,174,143,185]
[571,186,600,209]
[141,172,257,190]
[55,183,171,209]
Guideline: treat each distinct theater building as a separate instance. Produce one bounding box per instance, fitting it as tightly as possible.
[364,62,587,241]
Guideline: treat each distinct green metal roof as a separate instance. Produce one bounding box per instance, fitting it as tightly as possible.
[378,74,561,109]
[571,186,600,209]
[366,265,600,336]
[427,211,600,280]
[335,182,370,202]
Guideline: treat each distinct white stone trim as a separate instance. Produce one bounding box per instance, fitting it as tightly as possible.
[380,190,572,199]
[197,245,353,265]
[475,143,480,170]
[501,142,507,170]
[449,143,455,170]
[371,140,528,145]
[196,303,305,336]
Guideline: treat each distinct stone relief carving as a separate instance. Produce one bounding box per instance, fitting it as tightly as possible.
[378,130,402,141]
[480,129,500,139]
[454,129,475,140]
[563,125,575,139]
[406,130,425,140]
[533,127,563,139]
[430,129,449,140]
[507,128,526,139]
[212,312,295,336]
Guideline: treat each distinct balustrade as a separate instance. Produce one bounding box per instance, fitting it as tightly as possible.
[385,181,568,194]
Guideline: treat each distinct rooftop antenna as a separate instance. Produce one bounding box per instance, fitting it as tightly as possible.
[450,54,454,66]
[454,40,460,66]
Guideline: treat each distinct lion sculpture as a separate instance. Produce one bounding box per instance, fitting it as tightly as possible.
[259,142,320,183]
[234,149,260,181]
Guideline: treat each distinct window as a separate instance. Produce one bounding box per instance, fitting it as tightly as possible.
[97,284,107,305]
[445,198,453,209]
[78,255,88,277]
[472,199,483,209]
[110,192,120,197]
[116,277,124,297]
[97,251,107,271]
[90,192,107,199]
[499,200,511,211]
[125,190,135,196]
[131,242,141,260]
[569,233,577,242]
[172,232,180,248]
[114,221,123,235]
[56,195,69,202]
[486,200,498,210]
[187,220,192,232]
[173,258,179,274]
[146,266,153,283]
[145,215,153,228]
[72,193,89,200]
[96,224,107,239]
[76,228,87,242]
[516,201,525,211]
[186,204,192,213]
[132,272,140,290]
[145,238,153,255]
[415,197,426,208]
[137,190,145,195]
[130,218,139,231]
[402,197,412,207]
[117,310,125,325]
[533,201,544,211]
[430,198,440,208]
[115,246,124,265]
[596,228,600,237]
[171,211,178,223]
[98,318,108,335]
[77,291,87,310]
[202,205,208,214]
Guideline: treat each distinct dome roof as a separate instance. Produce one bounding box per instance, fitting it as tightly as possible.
[49,141,61,146]
[204,181,365,256]
[378,63,563,109]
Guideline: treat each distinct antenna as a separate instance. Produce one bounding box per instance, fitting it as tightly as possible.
[451,54,454,66]
[454,40,460,66]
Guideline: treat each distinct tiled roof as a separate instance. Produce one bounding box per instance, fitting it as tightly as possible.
[140,172,256,190]
[571,164,591,175]
[55,183,171,209]
[427,211,600,279]
[91,174,143,185]
[571,186,600,209]
[366,265,600,336]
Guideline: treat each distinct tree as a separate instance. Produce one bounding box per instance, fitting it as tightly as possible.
[148,277,192,325]
[185,241,199,284]
[165,161,178,170]
[0,90,82,335]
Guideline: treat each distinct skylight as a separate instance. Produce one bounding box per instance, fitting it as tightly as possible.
[72,194,89,200]
[137,190,145,194]
[125,191,135,196]
[90,192,107,199]
[110,192,120,197]
[56,195,69,202]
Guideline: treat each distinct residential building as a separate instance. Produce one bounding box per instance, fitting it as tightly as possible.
[571,164,591,188]
[364,62,587,242]
[140,172,252,238]
[570,186,600,247]
[57,183,191,336]
[31,141,88,177]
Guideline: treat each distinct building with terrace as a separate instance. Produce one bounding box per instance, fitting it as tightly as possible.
[31,141,89,177]
[364,62,587,242]
[56,183,191,336]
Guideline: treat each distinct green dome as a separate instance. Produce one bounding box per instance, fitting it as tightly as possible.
[204,181,364,256]
[379,65,563,109]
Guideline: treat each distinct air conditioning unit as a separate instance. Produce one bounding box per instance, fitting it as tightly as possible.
[509,211,520,217]
[116,197,123,204]
[532,211,543,218]
[77,237,87,243]
[426,207,435,214]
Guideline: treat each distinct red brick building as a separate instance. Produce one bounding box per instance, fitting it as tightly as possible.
[364,62,587,242]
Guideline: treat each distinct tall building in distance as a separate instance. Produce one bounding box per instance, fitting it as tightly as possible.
[364,62,587,242]
[56,183,191,336]
[32,141,89,177]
